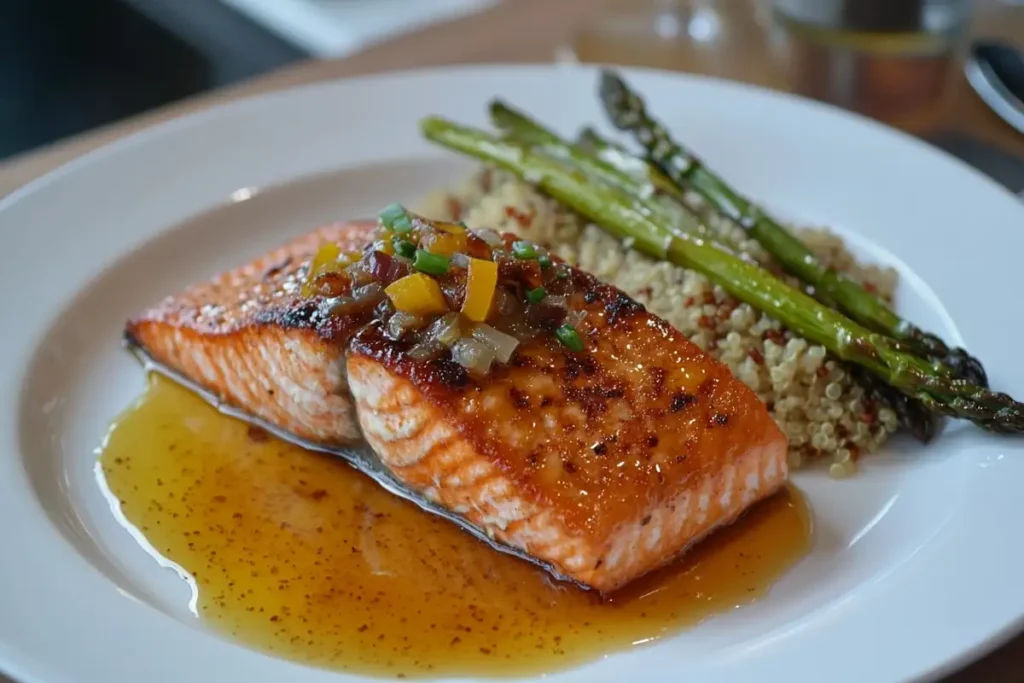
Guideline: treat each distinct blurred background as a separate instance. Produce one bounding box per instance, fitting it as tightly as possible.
[0,0,494,160]
[3,0,1024,190]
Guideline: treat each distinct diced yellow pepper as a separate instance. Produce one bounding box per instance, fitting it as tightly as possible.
[310,243,341,276]
[422,230,467,257]
[436,221,467,235]
[372,238,395,256]
[302,243,343,297]
[385,273,449,317]
[461,258,498,322]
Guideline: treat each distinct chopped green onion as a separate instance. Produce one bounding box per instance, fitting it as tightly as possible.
[393,239,417,259]
[538,254,553,270]
[392,214,413,234]
[556,268,569,280]
[526,286,547,304]
[556,324,584,352]
[379,203,407,229]
[458,221,468,229]
[511,241,537,259]
[413,249,450,276]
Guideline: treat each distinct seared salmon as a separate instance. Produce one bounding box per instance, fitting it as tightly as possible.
[126,218,788,591]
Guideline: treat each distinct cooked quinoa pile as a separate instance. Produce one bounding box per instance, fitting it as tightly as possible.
[416,167,902,477]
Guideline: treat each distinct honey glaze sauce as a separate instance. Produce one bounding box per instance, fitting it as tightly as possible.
[98,375,812,679]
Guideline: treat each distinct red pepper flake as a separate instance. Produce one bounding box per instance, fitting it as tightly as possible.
[860,411,876,426]
[684,296,696,307]
[850,446,861,461]
[749,348,764,365]
[504,205,535,228]
[816,365,829,378]
[764,329,785,345]
[445,195,463,221]
[703,292,716,305]
[697,315,714,329]
[864,282,878,294]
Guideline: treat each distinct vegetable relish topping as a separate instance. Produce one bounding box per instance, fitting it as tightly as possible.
[301,204,587,375]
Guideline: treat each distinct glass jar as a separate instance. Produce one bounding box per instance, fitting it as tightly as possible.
[770,0,974,130]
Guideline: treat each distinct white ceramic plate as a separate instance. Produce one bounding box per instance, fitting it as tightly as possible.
[2,64,1023,683]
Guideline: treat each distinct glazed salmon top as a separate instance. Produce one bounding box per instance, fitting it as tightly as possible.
[348,260,781,538]
[134,221,377,339]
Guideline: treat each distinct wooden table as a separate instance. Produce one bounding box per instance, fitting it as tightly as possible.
[1,1,1021,681]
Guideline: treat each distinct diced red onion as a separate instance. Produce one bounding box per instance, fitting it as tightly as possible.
[407,340,444,361]
[471,323,520,364]
[495,288,521,317]
[319,296,355,318]
[425,312,463,347]
[385,311,423,340]
[367,250,406,286]
[451,338,495,375]
[473,227,504,247]
[352,283,385,307]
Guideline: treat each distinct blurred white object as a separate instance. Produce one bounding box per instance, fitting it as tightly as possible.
[220,0,496,57]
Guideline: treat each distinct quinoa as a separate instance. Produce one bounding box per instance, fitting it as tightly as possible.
[415,167,900,476]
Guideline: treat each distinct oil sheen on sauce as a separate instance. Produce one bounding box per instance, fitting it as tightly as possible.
[98,375,812,679]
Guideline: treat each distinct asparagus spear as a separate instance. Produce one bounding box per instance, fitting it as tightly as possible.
[489,101,746,254]
[577,126,678,199]
[493,104,940,441]
[420,115,1024,433]
[577,125,941,441]
[596,69,989,389]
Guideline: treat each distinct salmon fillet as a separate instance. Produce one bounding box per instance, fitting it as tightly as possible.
[126,221,376,445]
[346,270,787,591]
[127,220,788,591]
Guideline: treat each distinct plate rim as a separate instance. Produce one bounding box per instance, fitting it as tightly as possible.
[1,62,1023,683]
[4,62,1021,214]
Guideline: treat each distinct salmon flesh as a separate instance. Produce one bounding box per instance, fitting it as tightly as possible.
[126,220,788,591]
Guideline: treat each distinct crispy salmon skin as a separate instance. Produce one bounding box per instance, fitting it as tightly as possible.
[126,218,788,591]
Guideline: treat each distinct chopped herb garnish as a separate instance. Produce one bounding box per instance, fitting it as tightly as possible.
[413,249,450,276]
[556,268,569,280]
[538,254,553,270]
[458,221,468,229]
[379,203,406,228]
[555,324,584,352]
[393,239,417,259]
[526,286,547,304]
[511,241,538,259]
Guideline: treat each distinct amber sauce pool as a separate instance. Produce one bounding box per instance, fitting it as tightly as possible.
[98,375,812,678]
